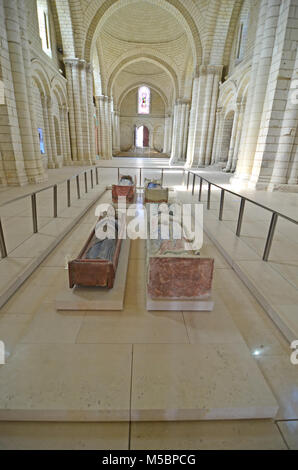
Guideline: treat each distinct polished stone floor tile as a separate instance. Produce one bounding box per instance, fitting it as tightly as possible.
[277,420,298,449]
[131,343,278,421]
[0,421,129,450]
[76,310,188,344]
[0,258,33,294]
[20,304,84,344]
[0,343,132,421]
[130,420,287,450]
[1,282,51,315]
[9,234,56,259]
[0,313,32,362]
[183,301,245,345]
[256,355,298,420]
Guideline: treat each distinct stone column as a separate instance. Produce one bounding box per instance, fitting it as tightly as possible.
[64,59,77,162]
[63,105,72,164]
[231,102,245,172]
[186,75,200,167]
[41,95,54,168]
[113,110,120,152]
[64,58,84,163]
[4,0,46,183]
[95,95,113,159]
[198,66,222,166]
[287,151,298,185]
[205,71,221,165]
[86,63,96,164]
[163,116,169,155]
[59,105,67,166]
[224,103,240,172]
[234,0,282,184]
[182,103,190,161]
[47,97,60,168]
[211,107,222,164]
[79,60,90,162]
[170,100,190,164]
[107,97,113,158]
[186,66,222,168]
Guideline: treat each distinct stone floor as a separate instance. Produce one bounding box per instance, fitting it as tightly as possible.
[0,159,297,449]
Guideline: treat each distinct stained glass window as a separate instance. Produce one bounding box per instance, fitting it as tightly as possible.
[138,86,150,114]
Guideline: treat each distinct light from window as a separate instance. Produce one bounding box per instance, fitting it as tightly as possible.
[138,86,150,115]
[236,23,244,60]
[37,0,52,57]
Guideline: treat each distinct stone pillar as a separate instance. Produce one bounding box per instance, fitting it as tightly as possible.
[233,0,282,185]
[186,65,222,168]
[224,104,240,172]
[231,102,245,172]
[64,60,77,162]
[3,0,46,183]
[41,95,54,168]
[86,63,96,164]
[287,151,298,185]
[211,107,222,164]
[64,58,95,165]
[47,97,60,168]
[198,66,222,166]
[268,38,298,187]
[113,110,120,152]
[163,114,172,155]
[107,97,113,158]
[170,100,190,164]
[59,104,68,166]
[95,95,112,159]
[205,72,221,165]
[182,103,190,161]
[79,60,90,162]
[186,75,200,168]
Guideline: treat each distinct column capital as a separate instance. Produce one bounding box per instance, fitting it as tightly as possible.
[199,65,223,76]
[176,98,191,105]
[63,58,80,68]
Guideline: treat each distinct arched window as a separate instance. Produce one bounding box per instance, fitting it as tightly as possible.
[138,86,150,115]
[37,0,52,57]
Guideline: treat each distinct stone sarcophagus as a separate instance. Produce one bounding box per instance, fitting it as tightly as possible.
[146,207,214,303]
[68,213,124,289]
[144,178,168,203]
[112,175,136,203]
[147,257,214,300]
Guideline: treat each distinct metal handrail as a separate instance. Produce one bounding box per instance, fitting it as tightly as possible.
[0,164,296,263]
[0,165,169,258]
[186,170,298,262]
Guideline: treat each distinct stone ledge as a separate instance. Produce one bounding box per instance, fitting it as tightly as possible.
[0,188,107,310]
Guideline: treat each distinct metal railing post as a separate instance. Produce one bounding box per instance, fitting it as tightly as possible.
[199,177,203,202]
[140,168,142,186]
[118,168,120,182]
[91,169,94,189]
[84,172,88,193]
[236,198,246,236]
[263,212,278,261]
[96,167,99,185]
[219,189,225,220]
[161,168,164,186]
[53,185,58,217]
[0,218,7,258]
[31,193,38,233]
[207,183,211,210]
[67,179,71,207]
[192,174,196,195]
[76,175,80,199]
